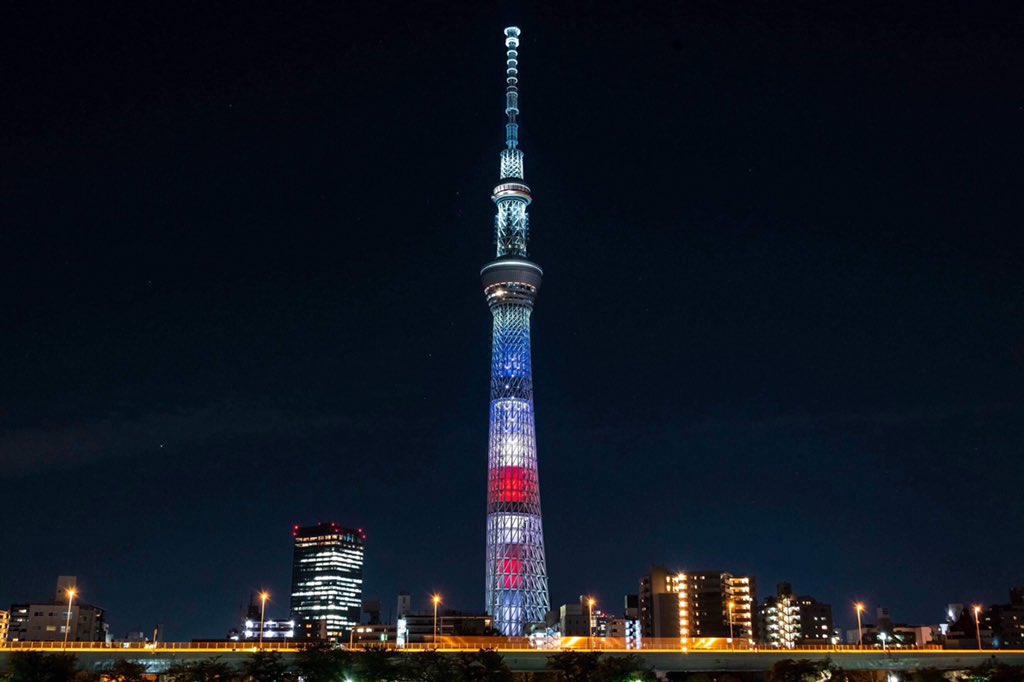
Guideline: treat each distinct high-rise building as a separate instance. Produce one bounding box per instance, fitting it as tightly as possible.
[675,571,756,641]
[639,566,680,640]
[482,26,550,637]
[7,576,108,643]
[638,566,757,643]
[759,582,833,648]
[289,523,365,641]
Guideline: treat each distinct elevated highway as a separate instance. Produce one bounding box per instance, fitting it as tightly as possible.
[2,642,1022,675]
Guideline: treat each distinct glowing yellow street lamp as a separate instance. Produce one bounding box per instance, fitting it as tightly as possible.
[258,592,270,648]
[587,597,596,650]
[62,588,77,650]
[432,594,442,647]
[855,603,865,649]
[973,605,982,650]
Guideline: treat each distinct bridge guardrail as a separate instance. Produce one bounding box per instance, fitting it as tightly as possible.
[0,638,948,653]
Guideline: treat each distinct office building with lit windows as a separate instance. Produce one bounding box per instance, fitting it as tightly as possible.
[289,523,365,641]
[639,566,756,643]
[758,582,833,648]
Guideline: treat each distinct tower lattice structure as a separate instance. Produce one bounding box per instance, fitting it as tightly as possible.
[482,26,550,637]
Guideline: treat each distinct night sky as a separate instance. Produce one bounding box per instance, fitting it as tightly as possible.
[3,2,1022,640]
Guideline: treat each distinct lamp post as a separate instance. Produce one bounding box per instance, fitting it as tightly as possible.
[432,594,441,647]
[855,603,865,649]
[587,597,596,650]
[879,631,888,653]
[973,605,982,650]
[258,592,269,649]
[728,600,735,643]
[62,588,77,650]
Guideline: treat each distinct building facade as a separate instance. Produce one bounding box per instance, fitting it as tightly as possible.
[289,523,365,641]
[482,26,551,637]
[6,577,108,643]
[848,607,935,648]
[639,566,680,640]
[227,592,295,641]
[0,610,9,642]
[639,566,756,643]
[982,587,1024,649]
[759,582,833,648]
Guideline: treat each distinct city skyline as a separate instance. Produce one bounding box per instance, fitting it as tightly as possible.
[3,2,1022,642]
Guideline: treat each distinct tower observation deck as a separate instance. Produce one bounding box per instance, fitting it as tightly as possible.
[482,26,550,637]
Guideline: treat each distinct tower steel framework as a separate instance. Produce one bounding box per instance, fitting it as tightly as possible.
[482,26,550,637]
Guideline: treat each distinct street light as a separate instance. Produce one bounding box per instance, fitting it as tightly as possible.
[432,594,442,647]
[855,603,865,649]
[62,588,77,650]
[258,592,270,649]
[727,600,735,642]
[586,597,596,650]
[973,605,982,650]
[879,631,888,653]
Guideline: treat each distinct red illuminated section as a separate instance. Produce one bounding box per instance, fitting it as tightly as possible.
[501,557,523,588]
[488,465,538,506]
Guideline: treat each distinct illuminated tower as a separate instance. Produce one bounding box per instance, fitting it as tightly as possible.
[482,26,550,636]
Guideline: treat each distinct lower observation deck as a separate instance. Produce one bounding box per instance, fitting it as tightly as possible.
[481,257,543,309]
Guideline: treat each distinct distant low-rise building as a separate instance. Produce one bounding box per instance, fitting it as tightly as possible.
[759,582,833,648]
[605,616,642,649]
[7,576,108,643]
[228,594,295,642]
[942,605,990,649]
[350,623,397,646]
[557,599,589,637]
[846,607,935,647]
[0,610,9,642]
[395,594,494,645]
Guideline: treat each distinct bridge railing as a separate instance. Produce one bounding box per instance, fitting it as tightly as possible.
[0,638,947,653]
[0,642,298,652]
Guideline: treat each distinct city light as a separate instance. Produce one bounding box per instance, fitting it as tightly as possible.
[62,588,77,650]
[433,594,442,646]
[258,591,269,648]
[587,597,596,650]
[854,602,865,649]
[973,605,982,650]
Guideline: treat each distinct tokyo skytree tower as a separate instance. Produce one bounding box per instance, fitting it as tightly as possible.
[481,26,550,636]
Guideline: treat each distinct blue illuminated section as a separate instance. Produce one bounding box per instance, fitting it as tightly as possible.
[483,26,550,637]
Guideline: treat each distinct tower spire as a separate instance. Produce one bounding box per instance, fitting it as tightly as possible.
[494,26,530,254]
[504,26,520,150]
[481,25,550,637]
